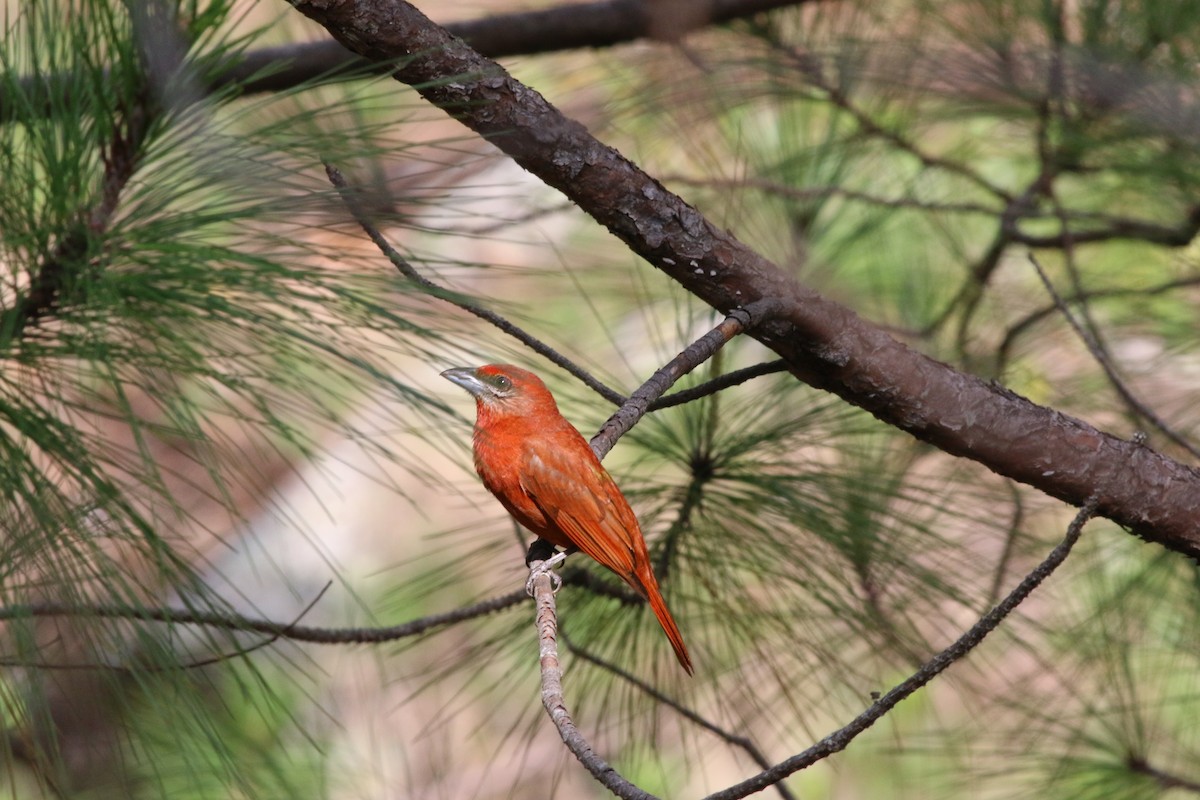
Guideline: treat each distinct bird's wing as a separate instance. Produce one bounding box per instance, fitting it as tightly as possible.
[519,443,639,579]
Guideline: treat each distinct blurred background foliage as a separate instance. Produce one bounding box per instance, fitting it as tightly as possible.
[0,0,1198,797]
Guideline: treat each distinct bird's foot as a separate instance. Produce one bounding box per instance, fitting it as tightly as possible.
[526,551,567,596]
[525,538,558,567]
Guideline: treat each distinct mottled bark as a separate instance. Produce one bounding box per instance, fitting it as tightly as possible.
[285,0,1200,559]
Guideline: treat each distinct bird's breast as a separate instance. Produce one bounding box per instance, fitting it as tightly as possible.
[472,424,556,539]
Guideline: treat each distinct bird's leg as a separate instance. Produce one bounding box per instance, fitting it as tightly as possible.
[525,538,558,567]
[526,545,568,596]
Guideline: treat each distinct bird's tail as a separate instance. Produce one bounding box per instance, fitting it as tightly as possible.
[635,567,693,675]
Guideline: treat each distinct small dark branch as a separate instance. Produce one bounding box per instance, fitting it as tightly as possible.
[461,200,577,236]
[9,229,91,338]
[935,61,1058,342]
[1,583,334,672]
[1126,754,1200,794]
[667,175,1006,217]
[1012,205,1200,248]
[995,273,1200,372]
[565,634,798,800]
[0,588,529,646]
[649,360,787,410]
[704,498,1099,800]
[670,175,1190,237]
[854,561,925,668]
[530,563,657,800]
[921,226,1008,337]
[173,580,331,669]
[929,168,1054,341]
[207,0,816,99]
[561,564,644,605]
[985,481,1026,608]
[758,32,1012,203]
[1028,253,1200,460]
[654,458,710,581]
[590,299,783,459]
[325,163,623,404]
[334,156,784,417]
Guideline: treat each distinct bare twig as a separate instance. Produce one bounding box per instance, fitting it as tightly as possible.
[926,167,1054,341]
[996,274,1200,372]
[591,299,784,459]
[667,174,1006,217]
[0,588,529,648]
[530,563,657,800]
[325,163,624,404]
[759,31,1012,203]
[329,163,785,417]
[1027,253,1200,460]
[703,497,1099,800]
[1011,207,1200,248]
[985,481,1026,608]
[0,583,334,672]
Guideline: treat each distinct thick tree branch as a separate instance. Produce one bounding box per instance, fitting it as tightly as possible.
[283,0,1200,560]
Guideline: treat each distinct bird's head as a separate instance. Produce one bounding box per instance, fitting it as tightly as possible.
[441,364,559,421]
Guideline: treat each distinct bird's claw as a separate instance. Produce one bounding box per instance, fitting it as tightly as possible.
[526,551,567,596]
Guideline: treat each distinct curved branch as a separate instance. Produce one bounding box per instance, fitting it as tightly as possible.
[704,498,1099,800]
[325,163,625,404]
[0,1,814,124]
[650,360,787,410]
[286,0,1200,559]
[0,588,529,646]
[1027,253,1200,459]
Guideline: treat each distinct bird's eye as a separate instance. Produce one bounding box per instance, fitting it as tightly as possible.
[493,375,513,392]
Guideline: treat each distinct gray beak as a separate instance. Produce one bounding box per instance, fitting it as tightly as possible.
[441,367,488,397]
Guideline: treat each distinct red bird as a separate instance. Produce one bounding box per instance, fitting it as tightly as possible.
[442,364,693,674]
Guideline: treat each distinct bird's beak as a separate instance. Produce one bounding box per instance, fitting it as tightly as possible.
[441,367,488,397]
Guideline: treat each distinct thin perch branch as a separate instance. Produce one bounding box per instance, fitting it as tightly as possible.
[530,562,658,800]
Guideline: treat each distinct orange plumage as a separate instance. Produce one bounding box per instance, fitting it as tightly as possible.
[442,364,693,674]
